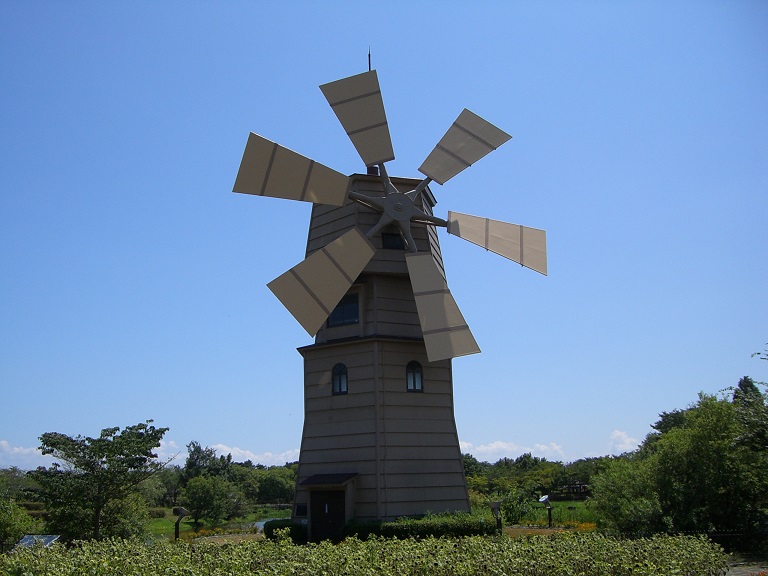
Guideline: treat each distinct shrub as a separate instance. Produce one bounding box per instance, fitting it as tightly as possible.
[345,512,496,539]
[0,532,729,575]
[263,518,307,543]
[501,494,533,524]
[148,508,166,518]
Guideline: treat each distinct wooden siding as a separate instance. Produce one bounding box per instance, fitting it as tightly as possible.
[294,173,468,522]
[295,337,469,521]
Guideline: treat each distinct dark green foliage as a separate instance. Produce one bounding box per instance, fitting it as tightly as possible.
[591,381,768,550]
[256,466,295,504]
[29,420,168,541]
[182,441,234,483]
[179,442,293,515]
[344,512,497,540]
[179,475,245,524]
[463,451,613,507]
[589,455,665,535]
[650,409,688,434]
[0,532,729,575]
[0,498,35,552]
[500,494,534,525]
[263,518,306,542]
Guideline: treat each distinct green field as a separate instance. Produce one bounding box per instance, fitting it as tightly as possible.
[517,500,597,529]
[146,506,291,540]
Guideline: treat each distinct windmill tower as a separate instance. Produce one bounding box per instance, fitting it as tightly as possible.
[233,70,547,542]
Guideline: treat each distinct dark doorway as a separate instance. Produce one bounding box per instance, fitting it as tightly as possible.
[309,490,345,542]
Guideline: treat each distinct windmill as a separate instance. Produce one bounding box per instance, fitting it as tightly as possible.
[233,70,546,541]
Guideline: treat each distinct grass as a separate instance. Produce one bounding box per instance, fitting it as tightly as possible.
[518,500,597,528]
[146,506,291,540]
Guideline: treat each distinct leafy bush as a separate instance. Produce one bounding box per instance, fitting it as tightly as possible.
[147,508,166,519]
[0,499,35,552]
[345,512,505,540]
[0,533,729,575]
[263,518,307,543]
[501,494,534,524]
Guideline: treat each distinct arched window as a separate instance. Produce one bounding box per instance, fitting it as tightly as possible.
[406,361,423,392]
[332,363,348,395]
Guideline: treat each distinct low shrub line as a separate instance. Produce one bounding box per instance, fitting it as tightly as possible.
[1,532,728,575]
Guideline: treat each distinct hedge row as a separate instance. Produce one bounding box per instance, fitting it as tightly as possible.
[1,532,728,575]
[264,513,496,542]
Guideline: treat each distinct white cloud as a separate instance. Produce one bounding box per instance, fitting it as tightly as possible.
[211,444,300,467]
[0,440,55,470]
[608,430,640,454]
[460,440,564,462]
[155,440,183,464]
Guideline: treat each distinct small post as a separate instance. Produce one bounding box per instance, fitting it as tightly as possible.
[368,47,371,72]
[489,501,502,534]
[539,495,553,528]
[172,507,190,541]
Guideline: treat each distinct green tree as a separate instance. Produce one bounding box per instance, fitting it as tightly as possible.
[257,466,295,504]
[653,394,766,536]
[156,465,184,507]
[589,456,664,534]
[590,385,768,547]
[230,463,260,507]
[732,376,768,450]
[0,468,32,501]
[0,498,34,551]
[182,441,218,482]
[179,475,244,524]
[30,420,168,541]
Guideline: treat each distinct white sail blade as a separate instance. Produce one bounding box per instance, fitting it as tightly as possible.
[447,211,547,276]
[320,70,395,167]
[419,109,511,185]
[406,253,480,362]
[233,133,349,206]
[267,228,375,336]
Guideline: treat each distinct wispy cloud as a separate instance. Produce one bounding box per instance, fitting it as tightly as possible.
[212,444,300,467]
[608,430,640,454]
[155,440,183,465]
[460,440,564,462]
[0,440,55,470]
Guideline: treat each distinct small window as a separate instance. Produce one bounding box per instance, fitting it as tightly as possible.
[332,363,348,395]
[382,232,405,250]
[406,361,423,392]
[328,293,359,327]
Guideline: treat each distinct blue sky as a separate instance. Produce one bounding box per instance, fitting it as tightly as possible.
[2,2,766,469]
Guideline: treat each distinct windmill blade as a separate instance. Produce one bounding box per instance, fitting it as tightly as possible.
[267,228,376,337]
[320,70,395,167]
[233,133,349,206]
[406,253,480,362]
[419,109,512,185]
[447,211,547,275]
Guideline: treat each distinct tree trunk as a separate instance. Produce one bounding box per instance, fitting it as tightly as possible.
[93,502,102,540]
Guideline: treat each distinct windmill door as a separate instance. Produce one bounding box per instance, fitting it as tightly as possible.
[309,490,345,542]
